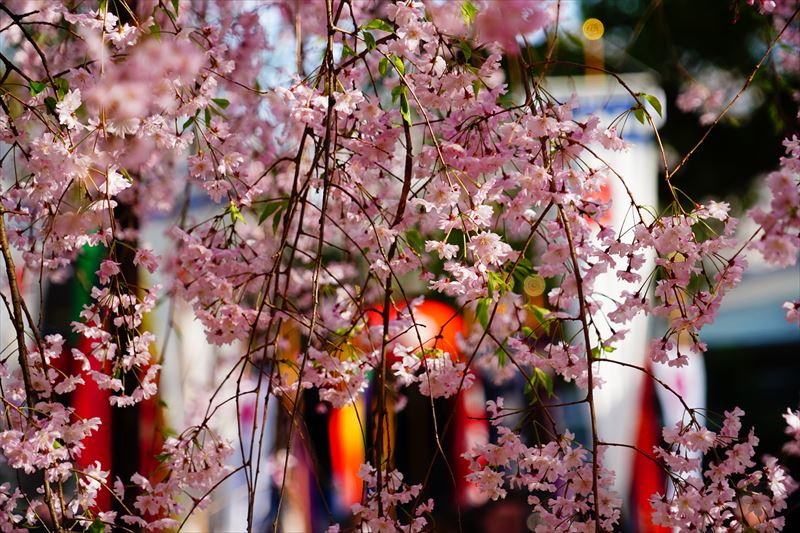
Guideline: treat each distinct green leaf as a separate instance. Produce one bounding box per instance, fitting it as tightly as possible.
[229,200,244,224]
[476,298,490,328]
[393,55,405,76]
[363,31,376,51]
[342,43,355,58]
[29,81,46,96]
[204,107,211,128]
[272,206,284,234]
[404,228,425,253]
[361,19,394,33]
[379,57,390,77]
[487,271,511,297]
[88,519,105,533]
[523,378,535,401]
[150,22,161,39]
[155,451,172,463]
[528,304,551,335]
[534,368,554,397]
[171,0,180,15]
[55,78,69,99]
[212,98,230,109]
[181,116,195,131]
[399,91,411,125]
[459,40,472,62]
[633,106,646,125]
[391,84,404,105]
[257,198,288,234]
[643,93,662,117]
[461,0,479,27]
[471,79,481,97]
[517,257,534,274]
[486,271,509,298]
[44,96,57,115]
[258,198,287,225]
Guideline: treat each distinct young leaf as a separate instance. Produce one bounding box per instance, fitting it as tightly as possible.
[272,205,285,234]
[361,19,394,33]
[229,200,244,224]
[459,40,472,62]
[155,451,172,463]
[258,198,287,225]
[404,228,425,253]
[391,84,404,105]
[534,368,554,397]
[476,298,490,328]
[643,93,663,117]
[212,98,230,109]
[400,91,412,125]
[44,96,57,115]
[633,106,646,125]
[150,22,161,39]
[528,304,551,335]
[393,55,405,76]
[29,81,46,96]
[363,31,376,51]
[461,0,479,27]
[472,79,481,97]
[55,78,69,99]
[342,43,355,58]
[379,57,390,77]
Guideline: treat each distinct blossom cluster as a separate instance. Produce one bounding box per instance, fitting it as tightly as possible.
[0,0,796,530]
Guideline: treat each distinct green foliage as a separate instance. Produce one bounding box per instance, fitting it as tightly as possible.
[476,297,490,328]
[361,19,394,33]
[54,78,69,99]
[363,31,376,51]
[399,91,411,125]
[461,1,479,27]
[212,98,230,109]
[28,81,46,96]
[258,198,289,233]
[229,200,244,224]
[379,57,390,76]
[642,93,662,117]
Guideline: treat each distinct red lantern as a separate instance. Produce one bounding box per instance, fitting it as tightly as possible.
[365,299,465,363]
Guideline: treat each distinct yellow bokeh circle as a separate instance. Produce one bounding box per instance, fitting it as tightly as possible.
[582,18,605,41]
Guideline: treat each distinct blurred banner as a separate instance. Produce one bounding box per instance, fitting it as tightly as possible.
[546,75,704,527]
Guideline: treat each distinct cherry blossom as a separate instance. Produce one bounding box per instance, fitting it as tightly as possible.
[0,0,797,530]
